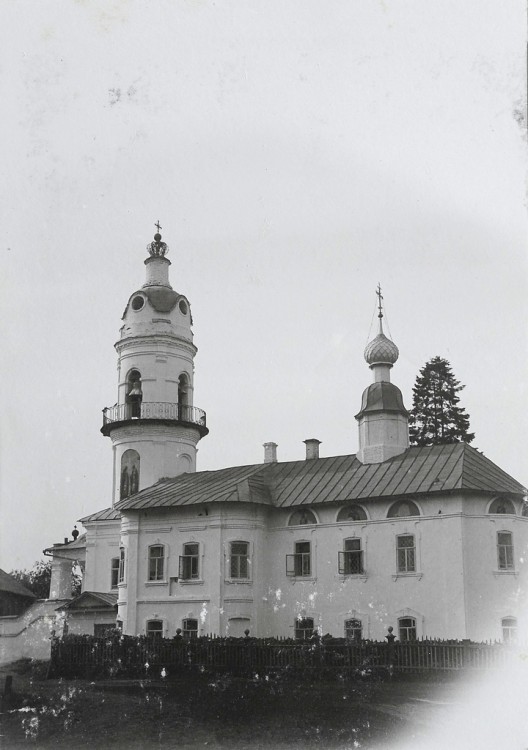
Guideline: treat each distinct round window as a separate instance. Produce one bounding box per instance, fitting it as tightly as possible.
[179,299,188,315]
[131,295,145,311]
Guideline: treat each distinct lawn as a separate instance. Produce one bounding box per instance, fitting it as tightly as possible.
[0,660,465,749]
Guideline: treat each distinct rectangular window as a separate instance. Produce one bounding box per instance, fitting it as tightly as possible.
[344,618,362,641]
[118,548,125,584]
[110,557,120,589]
[182,618,198,639]
[502,617,517,643]
[148,545,165,581]
[286,541,311,577]
[497,532,514,570]
[398,617,417,641]
[397,535,416,573]
[146,620,163,640]
[338,539,363,575]
[295,617,314,640]
[230,542,249,579]
[179,543,199,580]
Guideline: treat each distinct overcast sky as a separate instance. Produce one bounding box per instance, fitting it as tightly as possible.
[1,1,526,571]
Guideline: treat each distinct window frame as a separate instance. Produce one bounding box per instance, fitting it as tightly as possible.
[182,618,199,640]
[338,538,364,576]
[286,540,312,577]
[294,616,315,640]
[497,531,514,571]
[501,617,517,643]
[229,541,250,580]
[110,557,120,590]
[148,544,166,582]
[146,619,163,640]
[396,534,416,574]
[118,547,126,585]
[398,616,417,642]
[344,618,363,642]
[179,542,200,581]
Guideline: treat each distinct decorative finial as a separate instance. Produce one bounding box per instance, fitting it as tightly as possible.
[376,283,384,333]
[147,222,169,257]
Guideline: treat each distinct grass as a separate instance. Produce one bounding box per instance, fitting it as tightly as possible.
[0,660,464,749]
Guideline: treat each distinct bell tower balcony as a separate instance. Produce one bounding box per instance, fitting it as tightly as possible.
[101,402,208,437]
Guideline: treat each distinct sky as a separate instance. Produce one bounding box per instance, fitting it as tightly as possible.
[1,0,526,571]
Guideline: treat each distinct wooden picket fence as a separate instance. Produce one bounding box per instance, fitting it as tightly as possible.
[48,634,518,679]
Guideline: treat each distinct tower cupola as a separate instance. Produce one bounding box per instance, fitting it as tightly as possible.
[355,286,409,464]
[101,224,208,506]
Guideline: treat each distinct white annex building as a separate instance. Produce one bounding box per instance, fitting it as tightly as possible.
[44,230,527,645]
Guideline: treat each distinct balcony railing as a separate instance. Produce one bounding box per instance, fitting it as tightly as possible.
[102,402,207,432]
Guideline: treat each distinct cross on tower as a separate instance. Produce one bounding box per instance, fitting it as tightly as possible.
[155,220,162,233]
[376,283,384,319]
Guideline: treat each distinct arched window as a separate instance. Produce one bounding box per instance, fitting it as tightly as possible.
[120,450,140,500]
[522,501,528,518]
[344,619,362,641]
[489,497,516,515]
[398,617,416,642]
[182,618,198,639]
[337,504,367,522]
[178,373,190,420]
[295,617,314,640]
[146,620,163,640]
[502,617,517,643]
[126,370,142,418]
[148,545,165,581]
[288,509,317,526]
[387,500,420,518]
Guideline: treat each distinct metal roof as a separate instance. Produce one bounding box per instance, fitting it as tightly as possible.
[0,569,37,598]
[57,591,118,611]
[79,508,121,524]
[114,443,526,513]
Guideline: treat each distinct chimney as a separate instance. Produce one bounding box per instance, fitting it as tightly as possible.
[263,442,278,463]
[303,439,321,460]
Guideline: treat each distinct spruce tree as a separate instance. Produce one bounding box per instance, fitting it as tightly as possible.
[409,357,475,446]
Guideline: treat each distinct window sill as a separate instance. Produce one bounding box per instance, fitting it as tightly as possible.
[493,570,518,576]
[339,574,368,581]
[179,579,204,586]
[117,583,127,588]
[287,576,317,582]
[145,581,168,587]
[392,572,422,581]
[225,579,252,584]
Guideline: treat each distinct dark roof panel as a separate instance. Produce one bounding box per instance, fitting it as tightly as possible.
[0,569,37,598]
[102,443,526,515]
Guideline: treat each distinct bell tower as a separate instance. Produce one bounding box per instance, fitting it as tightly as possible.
[101,225,208,506]
[355,286,409,464]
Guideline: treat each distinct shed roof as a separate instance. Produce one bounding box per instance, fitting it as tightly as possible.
[0,569,37,599]
[114,443,526,513]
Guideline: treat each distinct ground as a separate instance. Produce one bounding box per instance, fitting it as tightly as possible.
[0,660,475,749]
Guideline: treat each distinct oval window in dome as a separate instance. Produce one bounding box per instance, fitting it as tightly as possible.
[131,295,145,311]
[179,299,188,315]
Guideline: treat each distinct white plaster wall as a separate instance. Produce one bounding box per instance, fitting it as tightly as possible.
[83,520,121,593]
[0,600,63,663]
[76,494,528,643]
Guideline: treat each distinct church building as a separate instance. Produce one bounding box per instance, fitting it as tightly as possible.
[46,229,527,644]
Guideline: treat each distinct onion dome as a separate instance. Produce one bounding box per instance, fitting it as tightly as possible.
[364,333,399,366]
